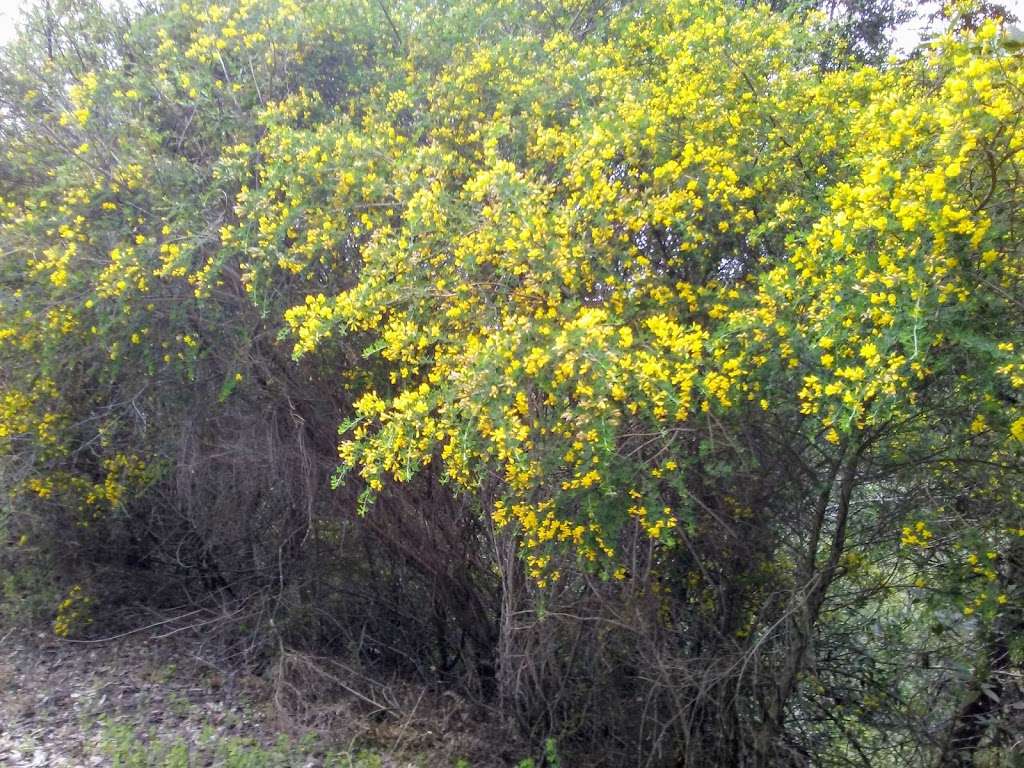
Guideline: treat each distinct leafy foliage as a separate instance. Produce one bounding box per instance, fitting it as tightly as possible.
[1,0,1022,765]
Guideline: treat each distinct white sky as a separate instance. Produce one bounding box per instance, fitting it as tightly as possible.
[0,0,1022,50]
[892,0,1024,54]
[0,0,30,44]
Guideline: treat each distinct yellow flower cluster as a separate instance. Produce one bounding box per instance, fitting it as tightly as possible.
[54,585,93,638]
[4,0,1022,590]
[255,4,1024,579]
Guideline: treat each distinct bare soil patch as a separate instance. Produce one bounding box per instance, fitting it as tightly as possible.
[0,628,286,766]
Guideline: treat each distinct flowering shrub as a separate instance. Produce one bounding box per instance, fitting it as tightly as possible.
[268,4,1024,585]
[1,0,1022,763]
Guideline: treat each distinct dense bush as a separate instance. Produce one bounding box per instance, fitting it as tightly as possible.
[1,0,1022,765]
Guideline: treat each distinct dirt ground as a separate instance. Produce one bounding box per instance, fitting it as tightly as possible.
[0,627,283,767]
[0,625,506,767]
